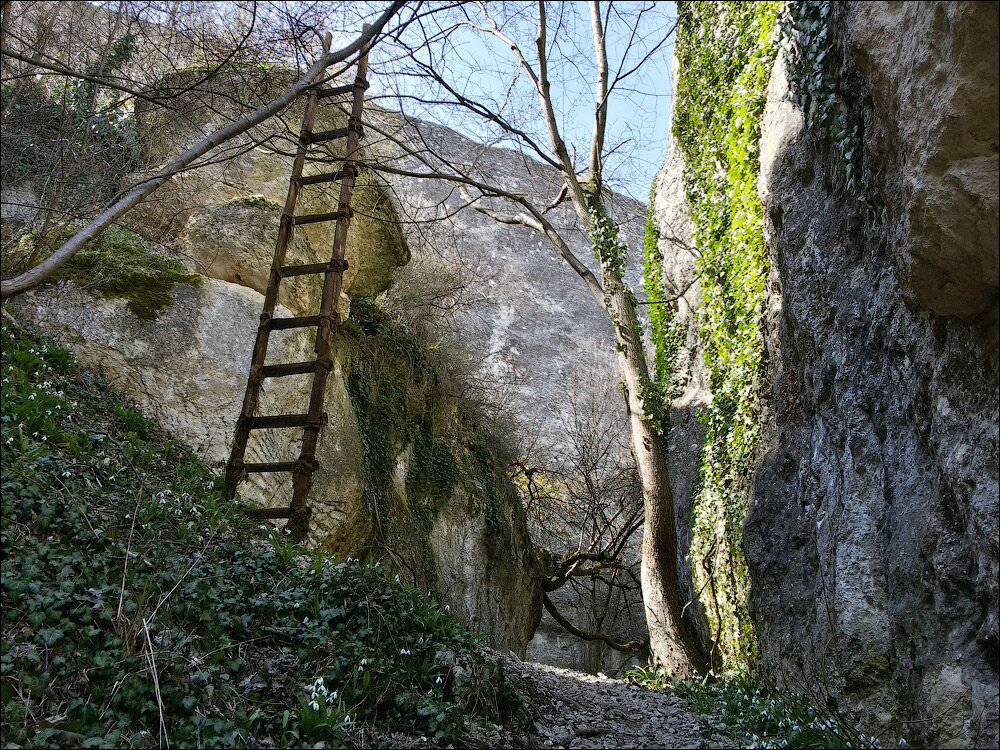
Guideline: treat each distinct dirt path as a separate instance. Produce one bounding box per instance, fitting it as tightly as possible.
[468,653,742,749]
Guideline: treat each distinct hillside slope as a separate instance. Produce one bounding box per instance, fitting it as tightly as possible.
[0,317,530,748]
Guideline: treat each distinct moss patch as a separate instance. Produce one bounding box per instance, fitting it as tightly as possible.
[230,194,282,211]
[10,225,200,320]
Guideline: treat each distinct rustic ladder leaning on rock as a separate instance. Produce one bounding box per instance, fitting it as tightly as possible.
[222,35,369,539]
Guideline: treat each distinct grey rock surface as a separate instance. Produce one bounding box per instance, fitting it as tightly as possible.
[849,1,999,322]
[744,4,999,747]
[379,117,647,452]
[377,119,651,674]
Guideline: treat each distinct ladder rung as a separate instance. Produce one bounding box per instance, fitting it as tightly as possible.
[238,459,319,474]
[245,507,293,519]
[279,259,348,277]
[260,361,324,378]
[269,315,328,331]
[241,461,300,473]
[316,83,354,99]
[294,168,354,187]
[290,209,353,226]
[303,127,350,145]
[247,413,325,430]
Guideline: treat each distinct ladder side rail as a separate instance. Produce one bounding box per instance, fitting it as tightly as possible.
[288,31,371,527]
[223,87,322,500]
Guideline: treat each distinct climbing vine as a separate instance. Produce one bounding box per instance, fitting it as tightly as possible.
[589,198,670,435]
[341,299,516,580]
[642,181,686,436]
[779,2,862,194]
[669,0,783,668]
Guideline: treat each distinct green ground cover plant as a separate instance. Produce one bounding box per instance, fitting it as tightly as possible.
[0,317,528,748]
[627,666,869,749]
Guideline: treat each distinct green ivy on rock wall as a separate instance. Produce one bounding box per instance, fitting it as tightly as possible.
[341,299,516,584]
[670,0,782,669]
[642,180,687,434]
[779,1,864,198]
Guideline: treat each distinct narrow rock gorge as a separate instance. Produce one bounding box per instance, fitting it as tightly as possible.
[2,1,997,747]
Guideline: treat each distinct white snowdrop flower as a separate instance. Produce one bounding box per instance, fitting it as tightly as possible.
[332,691,337,700]
[435,676,443,685]
[304,617,310,624]
[326,695,334,705]
[400,649,410,656]
[443,605,450,613]
[395,574,400,583]
[309,700,320,711]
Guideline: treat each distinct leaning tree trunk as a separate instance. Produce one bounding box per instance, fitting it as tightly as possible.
[605,270,708,679]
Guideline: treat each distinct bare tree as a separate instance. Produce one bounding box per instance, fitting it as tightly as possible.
[366,1,706,676]
[522,369,649,660]
[0,0,408,300]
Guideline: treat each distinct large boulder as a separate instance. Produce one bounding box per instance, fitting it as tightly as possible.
[850,1,999,322]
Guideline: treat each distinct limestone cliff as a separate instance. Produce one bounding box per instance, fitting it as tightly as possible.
[658,1,998,746]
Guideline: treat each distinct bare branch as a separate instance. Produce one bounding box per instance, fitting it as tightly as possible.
[543,592,648,653]
[588,0,609,186]
[1,2,405,301]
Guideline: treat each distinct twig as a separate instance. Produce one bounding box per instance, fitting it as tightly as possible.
[142,617,169,748]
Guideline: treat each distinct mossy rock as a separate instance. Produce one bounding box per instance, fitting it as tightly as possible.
[8,225,200,320]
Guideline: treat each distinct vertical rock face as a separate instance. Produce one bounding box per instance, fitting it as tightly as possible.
[380,121,651,674]
[745,3,998,747]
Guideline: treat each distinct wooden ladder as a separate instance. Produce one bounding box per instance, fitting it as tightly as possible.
[222,34,370,540]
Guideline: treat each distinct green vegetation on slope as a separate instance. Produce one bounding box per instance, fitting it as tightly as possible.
[0,318,527,748]
[662,0,783,668]
[627,666,864,749]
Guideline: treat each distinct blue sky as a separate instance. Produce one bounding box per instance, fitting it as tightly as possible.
[364,1,678,202]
